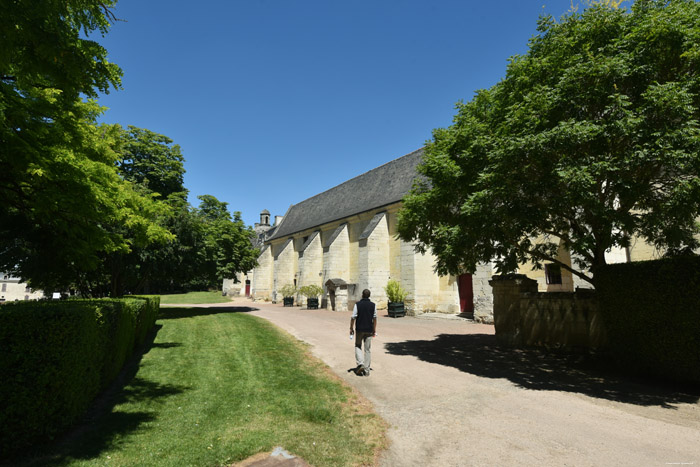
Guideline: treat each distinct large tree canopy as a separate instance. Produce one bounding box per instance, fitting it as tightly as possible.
[0,0,146,285]
[398,0,700,286]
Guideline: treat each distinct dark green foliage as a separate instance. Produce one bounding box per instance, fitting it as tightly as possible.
[398,0,700,286]
[0,296,159,457]
[596,256,700,383]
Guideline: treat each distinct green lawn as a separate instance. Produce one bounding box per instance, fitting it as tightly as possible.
[159,291,233,304]
[20,308,386,466]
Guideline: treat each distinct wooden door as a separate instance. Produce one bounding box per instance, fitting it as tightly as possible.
[458,274,474,315]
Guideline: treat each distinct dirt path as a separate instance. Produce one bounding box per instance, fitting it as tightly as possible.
[177,299,700,466]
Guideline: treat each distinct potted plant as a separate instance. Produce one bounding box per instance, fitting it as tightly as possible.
[384,279,408,318]
[279,284,297,307]
[299,284,323,309]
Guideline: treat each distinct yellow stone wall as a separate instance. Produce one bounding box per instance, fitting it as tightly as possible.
[251,246,273,300]
[358,213,390,307]
[272,239,296,302]
[297,232,323,306]
[249,202,482,315]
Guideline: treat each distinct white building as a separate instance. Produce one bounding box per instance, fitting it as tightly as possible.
[0,273,44,303]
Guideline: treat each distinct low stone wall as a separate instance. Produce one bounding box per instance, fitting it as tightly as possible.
[491,275,606,352]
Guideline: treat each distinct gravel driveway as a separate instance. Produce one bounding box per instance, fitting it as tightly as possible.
[205,299,700,466]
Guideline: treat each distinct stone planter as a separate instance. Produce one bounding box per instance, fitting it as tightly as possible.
[306,297,319,309]
[388,302,405,318]
[283,297,294,307]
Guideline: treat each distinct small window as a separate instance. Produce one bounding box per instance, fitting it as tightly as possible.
[545,264,562,285]
[24,295,29,301]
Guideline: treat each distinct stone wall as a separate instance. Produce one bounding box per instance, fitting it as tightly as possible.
[322,223,350,309]
[272,239,296,303]
[472,262,494,323]
[297,232,323,306]
[251,246,273,300]
[248,203,487,315]
[490,274,605,352]
[358,212,390,307]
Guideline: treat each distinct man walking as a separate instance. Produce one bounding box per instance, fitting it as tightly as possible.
[350,289,377,376]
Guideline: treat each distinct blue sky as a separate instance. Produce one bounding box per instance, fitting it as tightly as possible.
[97,0,577,227]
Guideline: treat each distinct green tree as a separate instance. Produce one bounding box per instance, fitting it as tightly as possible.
[118,126,186,199]
[398,0,700,286]
[0,0,158,289]
[188,195,258,291]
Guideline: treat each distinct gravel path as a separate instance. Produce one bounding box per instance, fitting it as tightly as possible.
[180,299,700,466]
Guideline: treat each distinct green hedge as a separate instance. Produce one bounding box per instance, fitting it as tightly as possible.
[596,256,700,384]
[0,296,160,457]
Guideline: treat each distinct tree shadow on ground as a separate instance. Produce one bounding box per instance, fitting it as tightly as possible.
[158,306,258,320]
[384,333,700,408]
[10,325,187,467]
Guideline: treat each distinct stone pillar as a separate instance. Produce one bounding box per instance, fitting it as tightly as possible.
[489,274,538,346]
[358,213,390,307]
[297,232,322,306]
[323,224,350,308]
[472,262,495,323]
[251,245,273,300]
[273,239,296,303]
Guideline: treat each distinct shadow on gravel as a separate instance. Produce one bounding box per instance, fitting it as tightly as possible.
[9,324,188,467]
[158,306,258,320]
[384,333,700,408]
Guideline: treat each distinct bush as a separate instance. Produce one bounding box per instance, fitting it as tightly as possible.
[279,284,297,298]
[299,284,323,298]
[0,296,160,457]
[384,279,408,303]
[596,256,700,384]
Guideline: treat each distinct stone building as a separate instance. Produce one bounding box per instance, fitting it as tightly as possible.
[222,210,278,297]
[0,273,44,303]
[248,148,495,321]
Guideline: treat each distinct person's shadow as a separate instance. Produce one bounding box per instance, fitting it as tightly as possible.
[384,333,700,408]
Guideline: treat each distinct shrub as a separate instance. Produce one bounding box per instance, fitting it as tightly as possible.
[0,296,160,457]
[596,256,700,384]
[279,284,297,298]
[299,284,323,298]
[384,279,408,303]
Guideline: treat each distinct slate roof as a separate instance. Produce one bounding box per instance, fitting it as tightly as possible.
[268,148,424,241]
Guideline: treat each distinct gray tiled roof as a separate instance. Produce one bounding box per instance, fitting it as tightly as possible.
[268,148,423,241]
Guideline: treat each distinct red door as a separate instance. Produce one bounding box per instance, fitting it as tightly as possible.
[458,274,474,315]
[245,280,251,297]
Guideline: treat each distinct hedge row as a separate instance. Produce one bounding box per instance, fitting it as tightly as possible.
[596,256,700,384]
[0,295,160,457]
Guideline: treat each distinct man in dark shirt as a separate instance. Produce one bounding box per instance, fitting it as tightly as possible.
[349,289,377,376]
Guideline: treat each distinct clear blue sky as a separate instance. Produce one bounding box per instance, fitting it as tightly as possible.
[97,0,576,227]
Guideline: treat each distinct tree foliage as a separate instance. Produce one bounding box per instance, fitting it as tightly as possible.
[0,2,257,296]
[398,0,700,285]
[0,0,148,287]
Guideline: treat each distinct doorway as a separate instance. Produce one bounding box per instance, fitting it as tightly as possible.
[458,274,474,317]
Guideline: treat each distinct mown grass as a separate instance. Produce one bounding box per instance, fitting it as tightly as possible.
[18,307,386,466]
[159,291,233,304]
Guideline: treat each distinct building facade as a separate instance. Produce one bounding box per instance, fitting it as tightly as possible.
[247,149,495,321]
[0,273,44,303]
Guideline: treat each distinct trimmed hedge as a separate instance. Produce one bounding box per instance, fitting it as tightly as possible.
[596,256,700,384]
[0,296,160,457]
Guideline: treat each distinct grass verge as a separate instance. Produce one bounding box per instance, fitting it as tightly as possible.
[15,307,387,466]
[159,291,233,304]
